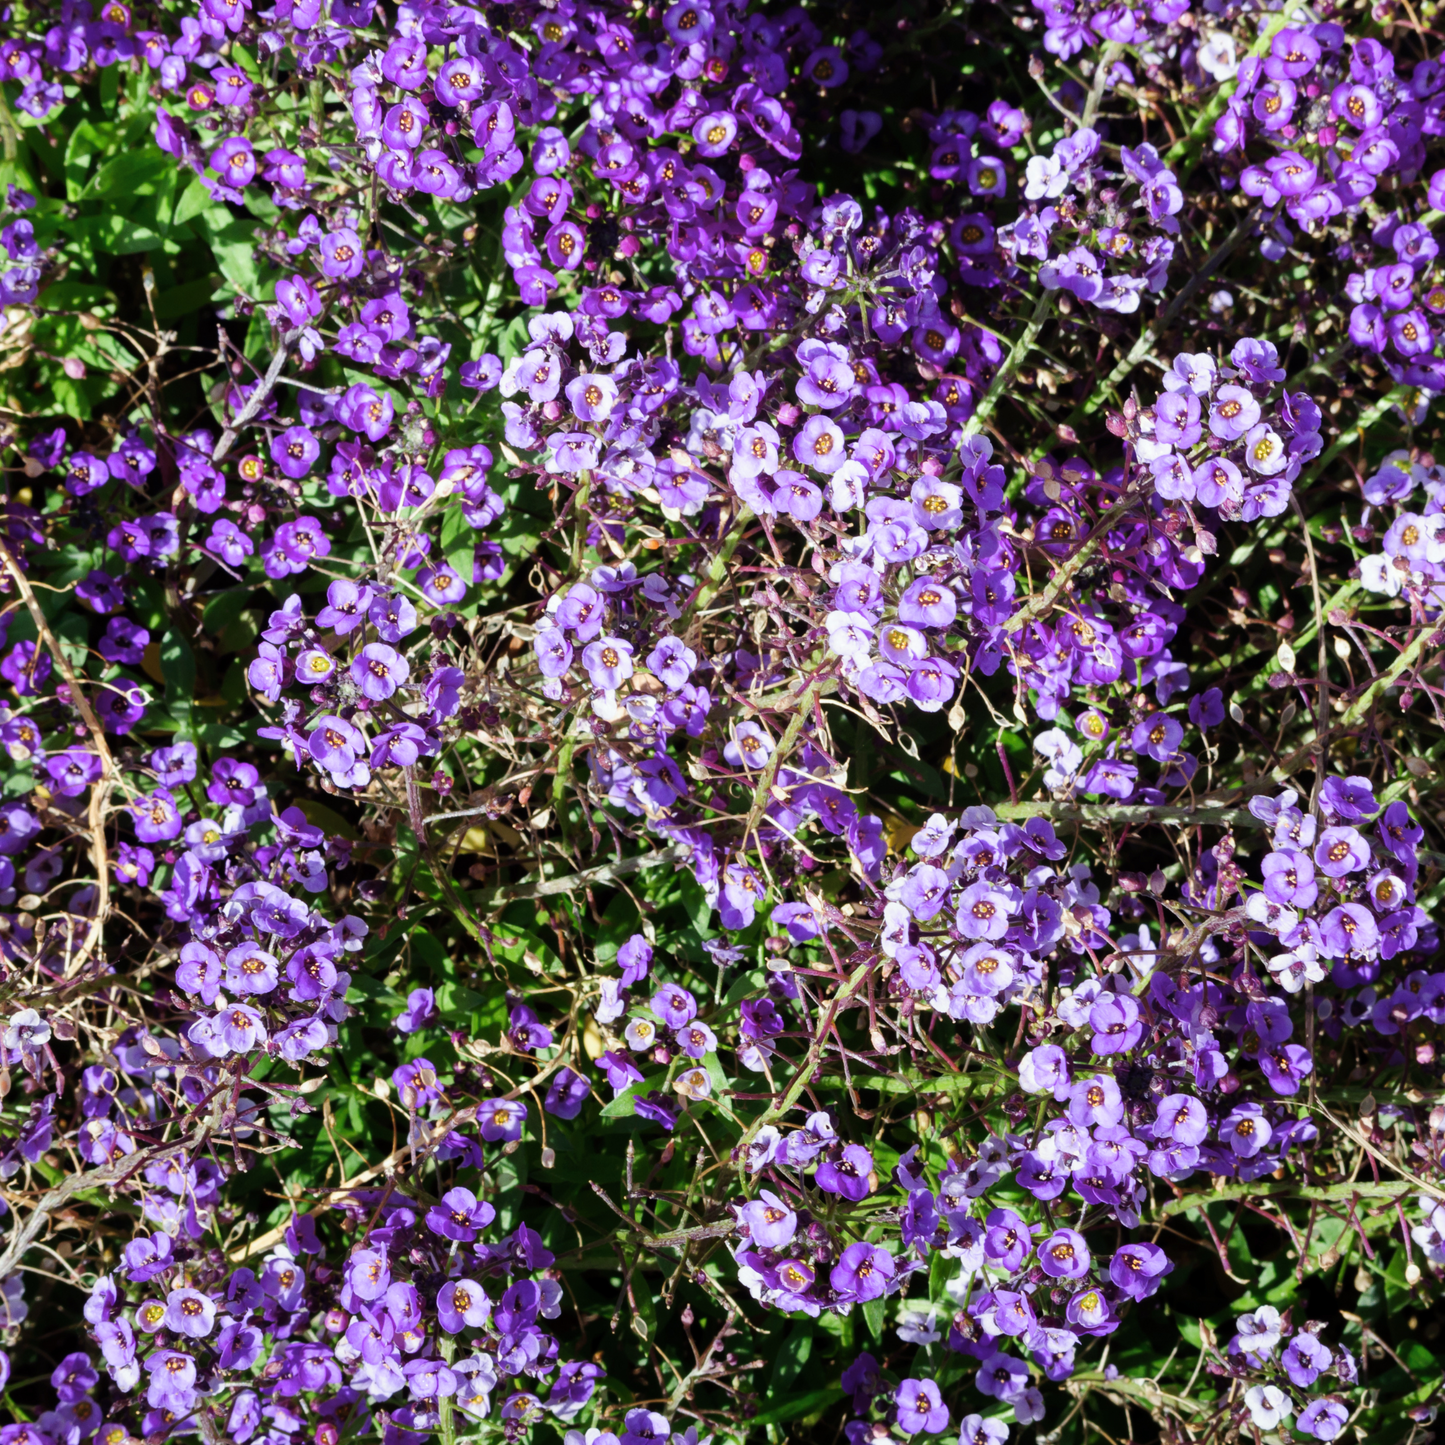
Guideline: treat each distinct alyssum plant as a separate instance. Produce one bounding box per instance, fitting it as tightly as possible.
[0,0,1442,1442]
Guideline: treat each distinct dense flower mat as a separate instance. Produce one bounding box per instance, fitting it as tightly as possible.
[0,0,1443,1442]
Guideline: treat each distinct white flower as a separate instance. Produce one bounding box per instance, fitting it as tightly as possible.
[1360,553,1404,597]
[897,1301,942,1346]
[3,1009,49,1052]
[1023,154,1068,201]
[1197,32,1239,80]
[1267,946,1326,995]
[1033,729,1083,790]
[1245,1384,1292,1430]
[1235,1305,1283,1355]
[824,610,875,662]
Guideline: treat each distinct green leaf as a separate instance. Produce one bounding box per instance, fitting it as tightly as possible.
[436,980,485,1015]
[861,1293,886,1342]
[97,212,166,254]
[64,120,114,202]
[173,177,215,228]
[599,1084,640,1119]
[202,586,253,635]
[767,1321,814,1394]
[748,1387,844,1427]
[702,1050,730,1097]
[161,627,196,738]
[154,274,222,321]
[441,503,482,579]
[87,148,173,198]
[192,213,262,294]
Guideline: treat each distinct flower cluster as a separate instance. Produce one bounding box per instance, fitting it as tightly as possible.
[1,0,1445,1441]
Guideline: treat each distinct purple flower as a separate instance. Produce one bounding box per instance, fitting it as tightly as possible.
[1282,1331,1333,1387]
[635,1092,679,1130]
[479,1098,527,1143]
[621,1408,671,1445]
[895,1379,949,1436]
[309,716,366,774]
[895,864,951,921]
[792,415,846,473]
[1260,1043,1314,1096]
[1081,758,1138,800]
[1320,774,1378,821]
[1155,388,1201,446]
[975,1352,1028,1401]
[164,1288,217,1338]
[897,577,957,628]
[1262,849,1318,908]
[968,156,1007,196]
[211,135,255,187]
[1065,1286,1114,1334]
[1153,1092,1208,1146]
[350,643,409,701]
[395,988,439,1034]
[815,1144,874,1201]
[1297,1400,1349,1442]
[319,228,365,278]
[1089,993,1144,1054]
[543,1067,591,1120]
[829,1240,893,1301]
[692,112,737,157]
[338,383,394,441]
[271,426,320,479]
[1018,1044,1070,1098]
[346,1249,391,1302]
[650,984,697,1030]
[1039,1228,1090,1278]
[958,1417,1009,1445]
[984,1208,1032,1271]
[1068,1074,1124,1128]
[46,749,102,798]
[405,1357,460,1401]
[437,1278,491,1334]
[647,636,697,688]
[581,636,634,690]
[1320,903,1379,958]
[1221,1103,1272,1158]
[1243,423,1288,476]
[145,1350,197,1412]
[65,452,110,496]
[1228,337,1284,385]
[1378,800,1423,864]
[425,1187,496,1243]
[725,721,774,770]
[1130,714,1183,761]
[957,881,1010,940]
[223,945,278,997]
[739,1190,797,1249]
[461,355,502,391]
[1109,1242,1172,1299]
[796,348,855,410]
[534,628,574,678]
[1315,825,1370,877]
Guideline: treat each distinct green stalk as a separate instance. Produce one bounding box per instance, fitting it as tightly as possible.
[740,677,822,845]
[961,289,1054,441]
[437,1335,457,1445]
[676,505,754,641]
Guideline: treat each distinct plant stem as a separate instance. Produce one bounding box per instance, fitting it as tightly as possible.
[741,677,822,845]
[961,288,1054,441]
